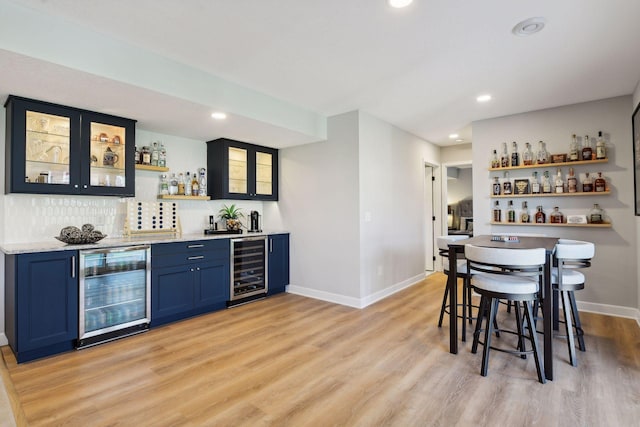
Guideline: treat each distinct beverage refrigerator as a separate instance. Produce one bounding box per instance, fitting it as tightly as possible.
[77,245,151,348]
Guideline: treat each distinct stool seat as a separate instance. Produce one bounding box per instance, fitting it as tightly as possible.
[552,268,585,286]
[472,273,538,294]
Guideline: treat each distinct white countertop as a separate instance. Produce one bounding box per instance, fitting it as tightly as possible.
[1,230,289,255]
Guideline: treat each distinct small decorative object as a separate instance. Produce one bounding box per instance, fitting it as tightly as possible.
[551,153,568,163]
[112,135,121,144]
[218,204,244,231]
[567,215,587,224]
[55,224,106,244]
[513,179,530,195]
[103,147,119,166]
[99,132,109,142]
[491,235,520,242]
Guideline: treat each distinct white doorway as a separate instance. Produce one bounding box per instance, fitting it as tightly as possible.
[424,165,435,272]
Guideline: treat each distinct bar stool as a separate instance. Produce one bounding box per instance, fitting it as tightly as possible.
[436,235,475,341]
[553,239,595,367]
[465,244,546,384]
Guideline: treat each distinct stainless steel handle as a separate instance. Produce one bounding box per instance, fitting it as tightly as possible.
[71,255,76,278]
[74,184,79,189]
[187,244,204,248]
[188,255,204,260]
[190,268,194,272]
[196,267,200,271]
[269,238,273,253]
[83,184,88,189]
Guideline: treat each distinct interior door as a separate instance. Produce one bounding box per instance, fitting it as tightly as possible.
[424,165,435,271]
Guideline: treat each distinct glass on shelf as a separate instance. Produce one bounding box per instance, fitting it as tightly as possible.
[255,151,273,196]
[228,147,248,193]
[25,110,71,184]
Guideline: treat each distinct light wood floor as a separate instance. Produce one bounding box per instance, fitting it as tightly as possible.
[2,273,639,426]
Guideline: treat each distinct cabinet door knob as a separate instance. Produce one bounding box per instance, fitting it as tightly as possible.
[74,184,79,188]
[190,268,194,272]
[83,184,88,189]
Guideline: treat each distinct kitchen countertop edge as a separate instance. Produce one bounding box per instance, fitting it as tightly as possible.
[1,230,289,255]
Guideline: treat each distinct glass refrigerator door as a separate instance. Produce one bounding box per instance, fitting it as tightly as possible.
[25,110,71,185]
[80,246,150,340]
[89,121,127,189]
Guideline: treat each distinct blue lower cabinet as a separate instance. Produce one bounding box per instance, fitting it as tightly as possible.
[268,234,290,295]
[151,241,229,327]
[5,251,79,363]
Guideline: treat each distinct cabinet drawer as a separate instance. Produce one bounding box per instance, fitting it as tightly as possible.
[152,239,229,256]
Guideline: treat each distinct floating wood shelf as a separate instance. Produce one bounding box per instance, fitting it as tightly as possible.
[135,164,169,172]
[489,158,608,172]
[490,221,611,228]
[491,191,610,198]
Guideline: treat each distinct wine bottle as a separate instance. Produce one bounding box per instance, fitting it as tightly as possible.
[534,206,546,224]
[500,142,509,168]
[582,135,592,161]
[507,200,515,223]
[567,167,578,193]
[582,172,593,192]
[554,168,564,193]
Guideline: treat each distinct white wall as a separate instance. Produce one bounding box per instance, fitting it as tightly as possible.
[473,96,638,314]
[633,79,640,315]
[278,112,361,304]
[447,168,473,205]
[358,112,440,303]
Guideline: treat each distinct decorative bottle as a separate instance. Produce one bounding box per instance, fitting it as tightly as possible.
[511,141,519,167]
[567,167,578,193]
[582,135,592,161]
[185,171,192,196]
[534,206,546,224]
[582,172,593,192]
[168,173,178,195]
[177,173,185,195]
[500,142,509,168]
[589,203,604,224]
[542,171,552,194]
[537,141,548,164]
[502,171,512,195]
[491,149,500,168]
[523,142,533,165]
[550,206,564,224]
[520,201,530,223]
[507,200,515,223]
[554,168,564,193]
[158,142,167,167]
[151,141,159,166]
[192,172,200,196]
[134,146,140,164]
[569,134,579,161]
[596,131,606,159]
[594,172,606,192]
[159,174,169,195]
[531,171,541,194]
[493,201,502,223]
[198,168,207,196]
[492,176,501,196]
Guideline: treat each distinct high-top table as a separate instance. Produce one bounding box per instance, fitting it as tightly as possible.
[447,235,559,381]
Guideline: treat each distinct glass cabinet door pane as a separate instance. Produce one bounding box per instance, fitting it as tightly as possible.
[90,122,126,188]
[228,147,248,194]
[255,151,273,196]
[25,111,71,184]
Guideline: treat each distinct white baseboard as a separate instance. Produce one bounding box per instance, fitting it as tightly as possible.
[0,333,7,347]
[577,301,640,328]
[286,273,426,309]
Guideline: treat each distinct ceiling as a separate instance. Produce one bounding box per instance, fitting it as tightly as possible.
[2,0,640,148]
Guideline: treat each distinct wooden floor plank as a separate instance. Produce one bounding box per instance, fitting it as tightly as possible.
[2,273,639,426]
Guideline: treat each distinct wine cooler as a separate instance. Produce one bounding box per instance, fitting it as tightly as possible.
[228,237,267,306]
[78,245,151,348]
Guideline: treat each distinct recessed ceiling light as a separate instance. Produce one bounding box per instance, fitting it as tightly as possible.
[211,112,227,120]
[512,17,546,36]
[388,0,413,8]
[449,133,459,139]
[477,94,492,103]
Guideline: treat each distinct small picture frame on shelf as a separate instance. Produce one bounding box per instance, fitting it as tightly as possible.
[552,153,568,163]
[513,179,530,195]
[567,215,588,224]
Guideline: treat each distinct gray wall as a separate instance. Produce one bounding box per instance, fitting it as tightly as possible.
[473,96,637,312]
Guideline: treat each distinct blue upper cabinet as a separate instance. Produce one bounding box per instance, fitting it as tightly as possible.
[4,95,136,196]
[206,138,278,201]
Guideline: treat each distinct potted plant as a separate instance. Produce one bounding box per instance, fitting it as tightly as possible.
[218,204,244,231]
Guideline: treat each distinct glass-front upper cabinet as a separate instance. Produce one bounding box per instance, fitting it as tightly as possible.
[5,96,136,196]
[207,138,278,201]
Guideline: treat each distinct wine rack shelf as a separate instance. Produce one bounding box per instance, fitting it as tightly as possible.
[135,164,169,172]
[491,191,610,198]
[488,158,608,172]
[490,221,611,228]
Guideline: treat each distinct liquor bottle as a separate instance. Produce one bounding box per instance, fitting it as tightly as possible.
[151,142,159,166]
[536,140,548,164]
[550,207,564,224]
[567,167,578,193]
[185,171,192,196]
[554,168,564,193]
[507,200,515,223]
[159,174,169,195]
[569,134,579,161]
[511,141,519,167]
[198,168,207,196]
[522,142,533,165]
[542,171,552,194]
[589,203,604,224]
[492,176,501,196]
[500,142,509,168]
[531,171,541,194]
[594,171,606,192]
[520,201,530,223]
[490,149,500,168]
[158,142,167,167]
[141,146,151,165]
[493,201,502,222]
[582,172,593,192]
[177,173,185,195]
[134,146,140,165]
[502,171,512,195]
[168,173,178,195]
[596,131,606,159]
[582,135,592,161]
[534,206,546,224]
[191,172,200,196]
